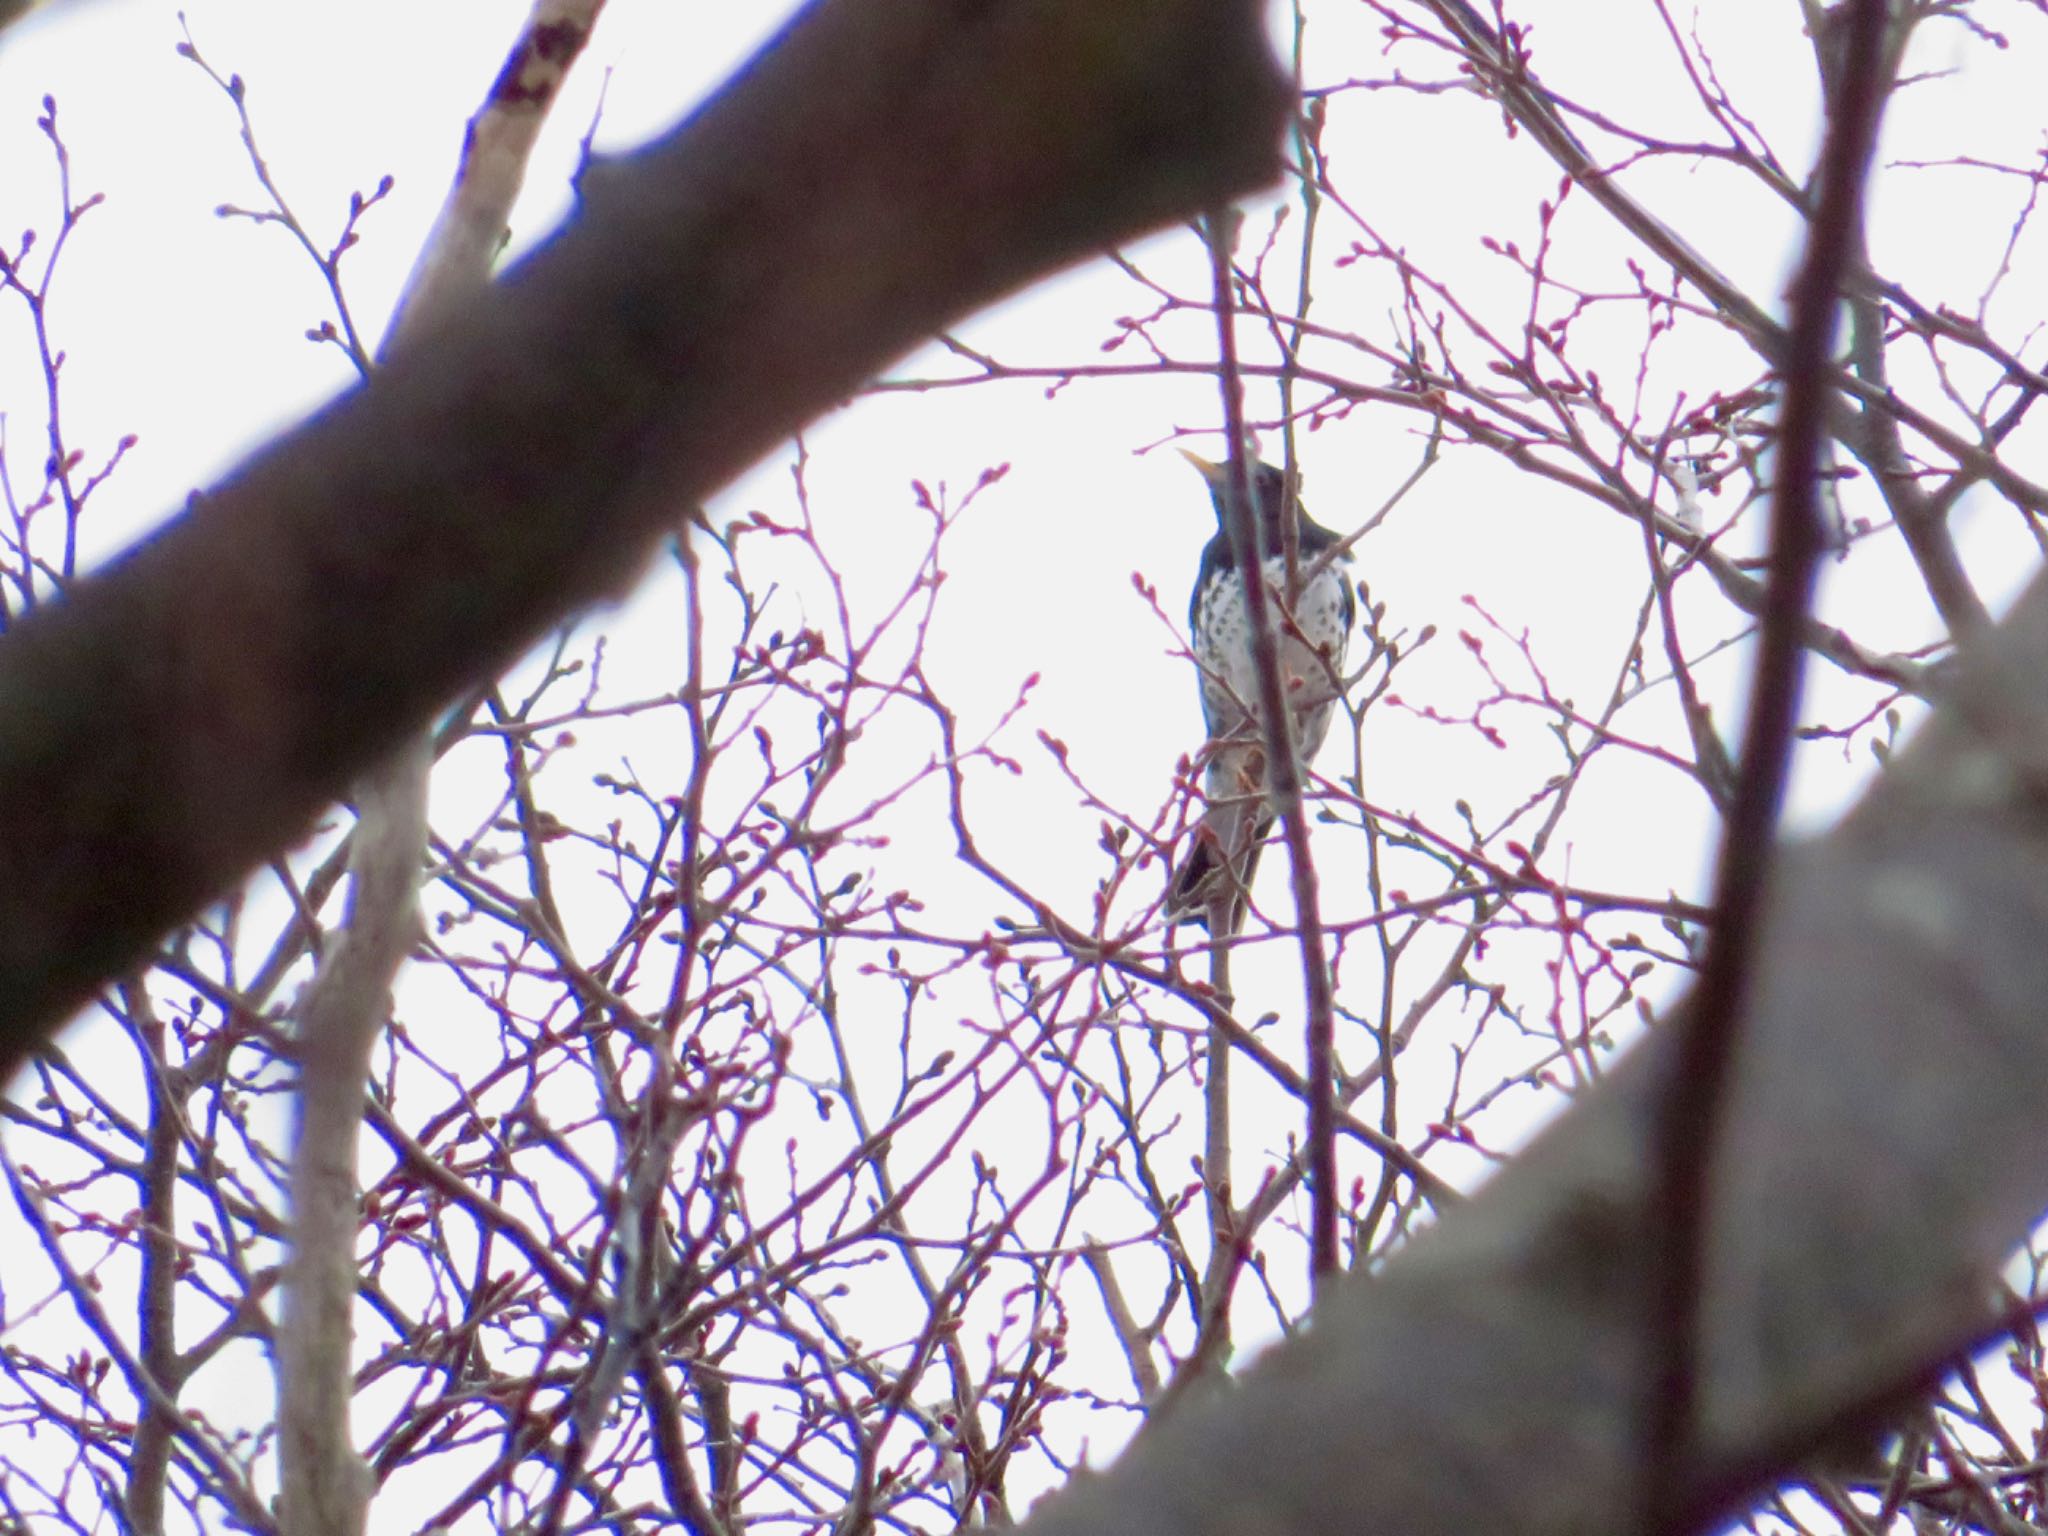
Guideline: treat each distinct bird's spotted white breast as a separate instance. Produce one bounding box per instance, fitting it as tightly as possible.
[1192,554,1351,761]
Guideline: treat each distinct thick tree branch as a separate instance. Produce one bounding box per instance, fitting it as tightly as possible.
[1015,550,2048,1536]
[278,742,427,1536]
[0,0,1290,1071]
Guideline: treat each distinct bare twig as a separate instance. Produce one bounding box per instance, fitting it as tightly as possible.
[1200,211,1343,1288]
[1200,885,1237,1372]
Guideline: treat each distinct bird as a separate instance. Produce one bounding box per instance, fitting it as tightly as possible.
[1168,450,1354,927]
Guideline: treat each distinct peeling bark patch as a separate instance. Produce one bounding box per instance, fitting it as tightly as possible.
[488,20,590,110]
[530,19,588,62]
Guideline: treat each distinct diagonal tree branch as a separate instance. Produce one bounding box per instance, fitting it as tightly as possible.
[0,0,1292,1072]
[1013,546,2048,1536]
[1412,0,1786,354]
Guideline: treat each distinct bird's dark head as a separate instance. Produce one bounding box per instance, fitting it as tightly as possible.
[1179,449,1297,549]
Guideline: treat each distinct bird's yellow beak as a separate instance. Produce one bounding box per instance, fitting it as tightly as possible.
[1177,447,1223,482]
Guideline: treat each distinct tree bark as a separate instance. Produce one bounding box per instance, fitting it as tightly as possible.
[0,0,1290,1067]
[1016,568,2048,1534]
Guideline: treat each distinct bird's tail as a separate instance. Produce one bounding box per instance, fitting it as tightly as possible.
[1167,739,1269,930]
[1167,816,1271,931]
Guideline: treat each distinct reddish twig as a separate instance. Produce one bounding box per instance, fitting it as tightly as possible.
[1201,213,1342,1288]
[1640,3,1892,1531]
